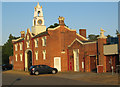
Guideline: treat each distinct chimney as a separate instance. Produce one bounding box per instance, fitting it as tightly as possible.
[20,31,25,38]
[79,29,86,38]
[58,16,65,26]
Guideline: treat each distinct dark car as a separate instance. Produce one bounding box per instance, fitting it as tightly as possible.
[29,65,58,75]
[2,64,13,71]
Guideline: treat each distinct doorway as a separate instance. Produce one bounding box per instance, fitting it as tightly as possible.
[73,49,79,72]
[25,50,32,71]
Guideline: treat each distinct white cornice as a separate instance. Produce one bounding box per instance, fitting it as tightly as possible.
[12,38,23,42]
[76,33,88,41]
[68,38,97,47]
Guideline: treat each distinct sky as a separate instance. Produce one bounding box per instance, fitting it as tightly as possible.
[1,2,118,45]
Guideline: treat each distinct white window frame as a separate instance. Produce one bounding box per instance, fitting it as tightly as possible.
[20,42,23,50]
[27,35,29,40]
[42,36,46,46]
[34,38,38,48]
[26,41,30,48]
[15,54,17,61]
[20,53,22,61]
[43,50,46,60]
[35,51,38,60]
[15,44,18,51]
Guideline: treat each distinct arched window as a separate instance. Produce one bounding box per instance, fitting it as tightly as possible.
[38,11,40,16]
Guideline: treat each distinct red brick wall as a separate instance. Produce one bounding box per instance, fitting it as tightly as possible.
[79,29,86,38]
[98,38,107,72]
[9,56,13,64]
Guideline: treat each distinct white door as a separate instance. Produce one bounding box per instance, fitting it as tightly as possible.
[54,57,61,71]
[73,49,79,71]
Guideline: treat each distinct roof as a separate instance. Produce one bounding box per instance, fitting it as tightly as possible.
[68,38,96,47]
[33,31,49,38]
[12,38,24,43]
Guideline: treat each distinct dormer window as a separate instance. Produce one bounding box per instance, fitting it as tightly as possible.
[34,38,38,48]
[42,36,46,46]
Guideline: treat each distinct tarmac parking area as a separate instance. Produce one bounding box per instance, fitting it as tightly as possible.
[2,70,120,85]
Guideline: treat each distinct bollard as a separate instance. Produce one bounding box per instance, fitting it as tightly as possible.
[111,66,113,75]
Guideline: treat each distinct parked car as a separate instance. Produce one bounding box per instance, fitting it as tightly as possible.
[29,65,58,75]
[2,64,13,71]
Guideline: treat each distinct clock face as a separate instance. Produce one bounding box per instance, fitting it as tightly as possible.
[38,19,42,25]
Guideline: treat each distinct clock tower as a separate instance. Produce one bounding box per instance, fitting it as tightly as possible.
[32,2,46,35]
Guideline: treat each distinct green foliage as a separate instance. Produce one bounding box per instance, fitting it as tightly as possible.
[47,23,68,30]
[2,34,19,64]
[106,34,113,38]
[47,23,59,29]
[88,34,99,41]
[116,30,119,35]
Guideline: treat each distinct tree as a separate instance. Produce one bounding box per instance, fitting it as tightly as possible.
[47,23,68,30]
[88,34,99,41]
[2,34,19,64]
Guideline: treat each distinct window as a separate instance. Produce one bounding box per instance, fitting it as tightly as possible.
[27,35,29,40]
[34,38,38,47]
[20,42,23,50]
[42,36,46,46]
[15,54,17,61]
[15,44,18,51]
[35,51,38,60]
[43,50,46,60]
[20,54,22,61]
[26,41,30,48]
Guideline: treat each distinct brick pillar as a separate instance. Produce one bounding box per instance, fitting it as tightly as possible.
[20,31,25,38]
[98,38,107,72]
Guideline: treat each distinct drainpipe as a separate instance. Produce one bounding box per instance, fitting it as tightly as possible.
[67,49,69,71]
[32,38,34,65]
[23,40,25,71]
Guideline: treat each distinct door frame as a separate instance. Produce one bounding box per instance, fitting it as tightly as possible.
[54,57,61,72]
[73,49,79,72]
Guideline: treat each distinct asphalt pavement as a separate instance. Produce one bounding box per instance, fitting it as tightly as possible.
[2,70,119,86]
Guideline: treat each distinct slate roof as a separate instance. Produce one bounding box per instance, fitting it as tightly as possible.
[33,31,49,38]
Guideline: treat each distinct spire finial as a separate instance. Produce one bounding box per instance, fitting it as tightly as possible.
[36,2,40,8]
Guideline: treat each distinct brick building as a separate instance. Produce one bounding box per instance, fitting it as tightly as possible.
[11,2,119,72]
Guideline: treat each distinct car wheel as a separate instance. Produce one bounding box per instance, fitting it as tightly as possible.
[52,70,56,74]
[35,71,39,75]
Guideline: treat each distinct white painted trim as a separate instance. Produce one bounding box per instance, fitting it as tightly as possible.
[68,38,83,47]
[76,33,88,40]
[47,26,61,30]
[68,38,97,47]
[64,26,76,31]
[89,55,96,56]
[48,26,76,32]
[12,38,23,42]
[83,41,97,44]
[54,57,61,71]
[25,49,32,71]
[61,51,65,54]
[73,49,79,72]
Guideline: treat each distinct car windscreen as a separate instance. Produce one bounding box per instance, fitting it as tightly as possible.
[29,66,35,69]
